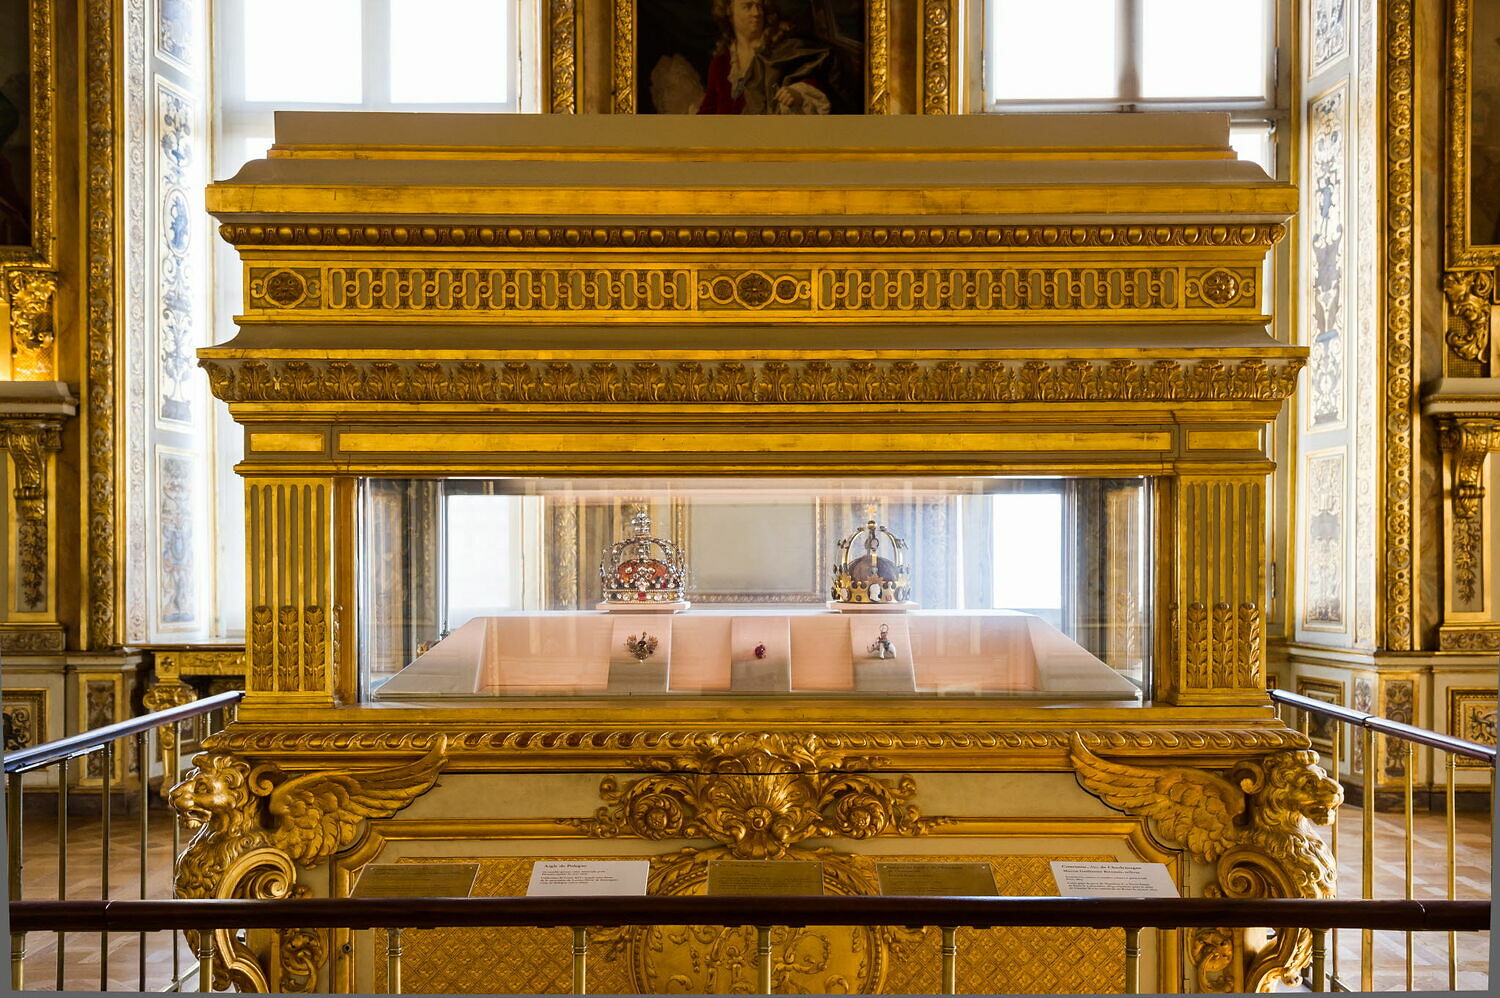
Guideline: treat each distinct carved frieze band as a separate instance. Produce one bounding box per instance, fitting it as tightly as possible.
[202,357,1303,406]
[1442,269,1497,364]
[0,418,65,612]
[241,263,1261,320]
[199,725,1310,760]
[920,0,955,114]
[219,223,1286,251]
[4,268,59,379]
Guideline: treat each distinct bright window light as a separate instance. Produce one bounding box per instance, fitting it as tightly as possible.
[445,495,514,629]
[390,0,512,104]
[242,0,361,103]
[987,0,1117,101]
[1141,0,1267,99]
[991,493,1063,610]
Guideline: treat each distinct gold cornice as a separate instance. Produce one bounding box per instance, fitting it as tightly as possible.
[204,185,1299,220]
[199,356,1304,406]
[218,222,1286,250]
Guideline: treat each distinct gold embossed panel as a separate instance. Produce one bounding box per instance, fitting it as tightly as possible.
[371,853,1124,995]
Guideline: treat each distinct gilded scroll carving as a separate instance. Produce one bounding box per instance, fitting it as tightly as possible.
[867,0,890,113]
[170,739,449,992]
[1444,269,1497,364]
[1439,417,1497,519]
[1070,737,1340,992]
[1,419,64,612]
[566,733,946,857]
[5,269,58,379]
[204,357,1304,406]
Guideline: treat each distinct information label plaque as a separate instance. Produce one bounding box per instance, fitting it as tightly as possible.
[350,862,480,898]
[706,860,825,896]
[1050,861,1179,898]
[876,862,998,896]
[527,860,651,896]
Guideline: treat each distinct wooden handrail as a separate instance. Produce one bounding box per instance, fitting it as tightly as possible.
[7,896,1491,934]
[1269,689,1496,763]
[2,691,244,775]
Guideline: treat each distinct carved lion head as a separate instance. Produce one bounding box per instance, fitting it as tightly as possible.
[1261,749,1343,826]
[170,752,254,830]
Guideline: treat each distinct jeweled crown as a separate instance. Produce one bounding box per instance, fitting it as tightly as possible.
[600,511,687,604]
[831,515,911,604]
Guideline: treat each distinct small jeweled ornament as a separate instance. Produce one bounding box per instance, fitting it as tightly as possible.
[625,632,659,661]
[598,510,690,611]
[830,509,915,610]
[867,623,896,659]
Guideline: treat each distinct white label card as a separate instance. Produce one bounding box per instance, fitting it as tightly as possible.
[1049,861,1179,898]
[526,860,651,897]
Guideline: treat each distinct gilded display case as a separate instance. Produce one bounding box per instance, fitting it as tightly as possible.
[176,112,1338,994]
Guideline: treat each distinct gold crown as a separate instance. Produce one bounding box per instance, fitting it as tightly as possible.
[830,516,911,605]
[600,511,687,604]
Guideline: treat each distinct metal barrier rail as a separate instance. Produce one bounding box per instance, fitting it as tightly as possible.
[1268,687,1496,991]
[3,690,244,993]
[8,895,1491,995]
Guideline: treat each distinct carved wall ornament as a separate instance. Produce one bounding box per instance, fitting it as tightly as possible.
[170,738,449,991]
[1070,736,1340,992]
[0,418,64,612]
[1383,0,1417,650]
[1444,269,1497,364]
[564,732,948,858]
[546,0,577,114]
[1438,416,1498,519]
[1182,602,1262,690]
[4,268,59,378]
[219,222,1286,250]
[203,356,1304,407]
[919,0,954,114]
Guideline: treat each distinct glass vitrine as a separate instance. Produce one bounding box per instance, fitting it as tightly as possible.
[357,476,1154,702]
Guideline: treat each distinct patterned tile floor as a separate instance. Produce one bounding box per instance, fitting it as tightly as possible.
[5,797,1494,992]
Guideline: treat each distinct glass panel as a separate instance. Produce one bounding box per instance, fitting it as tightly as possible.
[389,0,513,104]
[987,0,1118,102]
[358,476,1152,701]
[1140,0,1267,99]
[242,0,362,103]
[1229,123,1274,174]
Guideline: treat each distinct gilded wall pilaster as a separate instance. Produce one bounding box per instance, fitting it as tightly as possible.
[1165,476,1267,705]
[245,478,351,706]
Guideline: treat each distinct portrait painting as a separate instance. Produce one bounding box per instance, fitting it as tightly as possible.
[636,0,867,115]
[0,0,31,246]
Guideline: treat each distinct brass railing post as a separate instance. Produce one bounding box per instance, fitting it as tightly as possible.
[1123,926,1140,994]
[1403,739,1414,990]
[939,926,958,995]
[1328,722,1340,986]
[100,740,112,991]
[755,926,773,994]
[1447,752,1458,990]
[171,719,182,986]
[197,930,214,993]
[1310,928,1326,992]
[55,755,67,991]
[7,771,23,991]
[137,731,150,991]
[571,925,587,995]
[1360,725,1374,992]
[387,926,404,995]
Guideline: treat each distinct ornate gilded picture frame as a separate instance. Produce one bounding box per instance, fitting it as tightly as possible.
[611,0,891,114]
[1444,0,1500,363]
[670,496,828,604]
[0,0,54,265]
